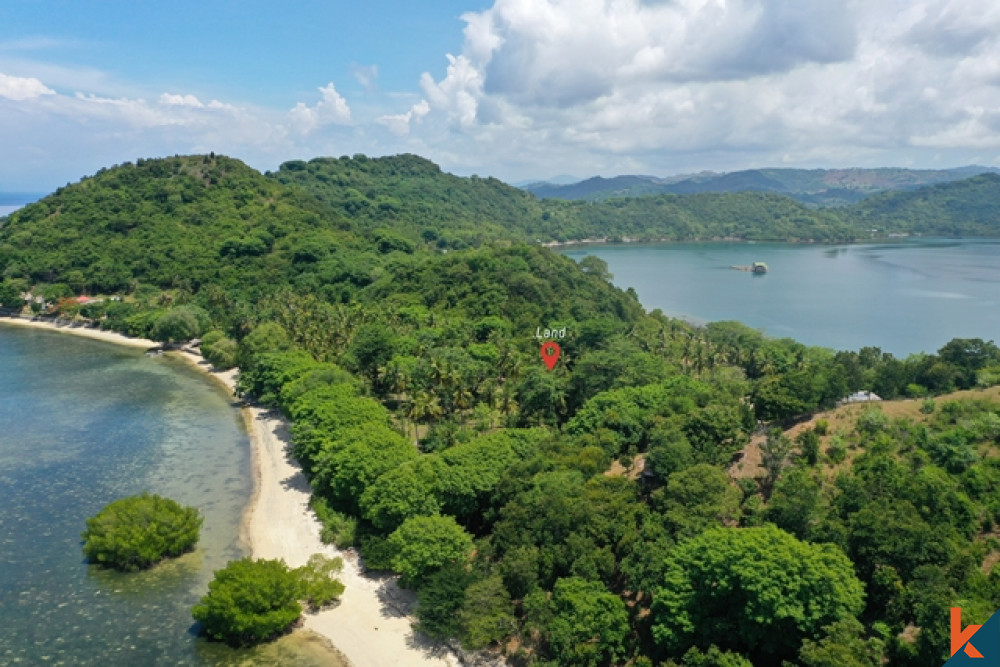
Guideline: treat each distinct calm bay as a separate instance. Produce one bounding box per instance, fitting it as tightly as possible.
[0,325,338,666]
[562,238,1000,356]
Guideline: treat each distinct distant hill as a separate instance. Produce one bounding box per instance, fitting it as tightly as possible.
[847,172,1000,236]
[268,154,857,244]
[3,155,998,306]
[522,166,1000,207]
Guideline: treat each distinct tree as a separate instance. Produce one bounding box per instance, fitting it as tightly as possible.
[415,563,477,640]
[846,500,955,581]
[313,424,417,514]
[81,492,202,571]
[797,617,885,667]
[937,338,1000,389]
[764,467,822,540]
[654,463,741,538]
[545,577,630,667]
[457,574,517,649]
[237,322,291,369]
[759,428,793,500]
[676,645,753,667]
[359,459,443,532]
[652,525,865,663]
[192,558,304,646]
[349,323,397,390]
[387,514,474,586]
[0,279,24,309]
[797,427,821,465]
[200,329,239,369]
[578,255,613,281]
[151,308,201,344]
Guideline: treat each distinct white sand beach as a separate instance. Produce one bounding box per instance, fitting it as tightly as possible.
[0,317,460,667]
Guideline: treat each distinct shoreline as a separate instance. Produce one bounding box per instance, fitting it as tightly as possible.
[0,316,460,667]
[538,233,943,249]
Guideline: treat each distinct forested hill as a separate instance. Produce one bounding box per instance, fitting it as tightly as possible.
[0,154,364,298]
[268,154,544,248]
[3,155,999,299]
[270,154,1000,243]
[3,153,1000,665]
[524,165,1000,207]
[270,154,858,243]
[848,172,1000,236]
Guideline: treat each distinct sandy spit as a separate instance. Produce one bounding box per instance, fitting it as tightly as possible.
[0,317,460,667]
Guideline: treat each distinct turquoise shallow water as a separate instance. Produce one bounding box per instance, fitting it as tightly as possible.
[563,238,1000,356]
[0,325,341,666]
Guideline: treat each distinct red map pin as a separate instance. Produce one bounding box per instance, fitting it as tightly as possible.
[540,341,561,371]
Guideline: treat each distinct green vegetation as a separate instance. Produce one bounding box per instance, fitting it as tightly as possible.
[523,166,999,207]
[652,525,865,662]
[5,153,1000,663]
[81,492,202,571]
[192,555,344,646]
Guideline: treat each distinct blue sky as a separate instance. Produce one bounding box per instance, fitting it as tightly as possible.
[3,0,1000,191]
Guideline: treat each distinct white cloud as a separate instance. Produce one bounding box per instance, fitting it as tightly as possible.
[0,72,54,100]
[159,93,204,108]
[378,99,430,136]
[288,82,352,134]
[351,64,379,91]
[7,1,1000,189]
[369,0,1000,180]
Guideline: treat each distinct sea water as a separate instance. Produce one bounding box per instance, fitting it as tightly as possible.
[563,238,1000,356]
[0,325,341,666]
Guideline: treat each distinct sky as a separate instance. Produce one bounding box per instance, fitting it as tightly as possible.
[2,0,1000,192]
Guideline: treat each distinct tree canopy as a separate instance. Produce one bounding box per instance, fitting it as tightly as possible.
[81,492,201,572]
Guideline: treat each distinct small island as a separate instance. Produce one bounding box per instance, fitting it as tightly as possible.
[81,492,202,571]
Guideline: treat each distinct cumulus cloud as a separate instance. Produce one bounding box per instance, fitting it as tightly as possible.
[288,82,352,134]
[0,72,54,100]
[376,0,1000,178]
[378,99,430,136]
[0,76,297,189]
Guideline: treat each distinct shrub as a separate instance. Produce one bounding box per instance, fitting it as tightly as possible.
[310,495,357,548]
[797,428,821,465]
[203,336,238,369]
[294,554,346,611]
[81,492,202,571]
[192,558,303,645]
[387,514,474,586]
[192,555,345,645]
[151,307,201,344]
[826,437,847,464]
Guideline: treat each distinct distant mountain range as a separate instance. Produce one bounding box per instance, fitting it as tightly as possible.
[520,166,1000,207]
[0,192,45,206]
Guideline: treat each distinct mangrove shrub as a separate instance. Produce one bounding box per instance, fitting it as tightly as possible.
[81,492,202,571]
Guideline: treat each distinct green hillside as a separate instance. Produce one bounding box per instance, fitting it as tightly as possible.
[847,173,1000,236]
[524,166,1000,207]
[268,154,546,248]
[0,154,361,298]
[268,154,858,243]
[2,154,1000,666]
